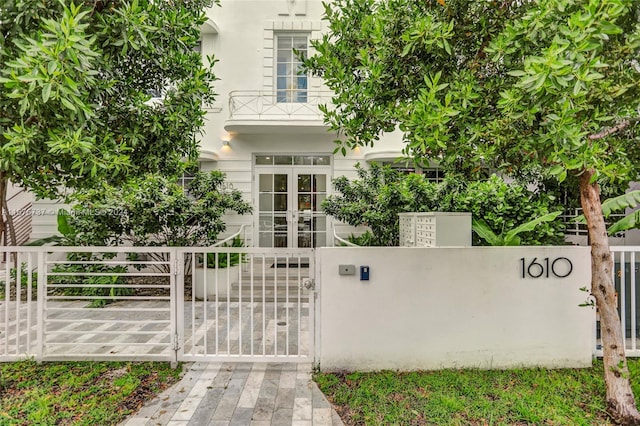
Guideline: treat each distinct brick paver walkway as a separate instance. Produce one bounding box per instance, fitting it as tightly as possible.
[120,362,344,426]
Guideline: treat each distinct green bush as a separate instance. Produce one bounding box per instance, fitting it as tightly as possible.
[323,165,566,246]
[453,175,565,246]
[322,163,439,246]
[67,171,252,247]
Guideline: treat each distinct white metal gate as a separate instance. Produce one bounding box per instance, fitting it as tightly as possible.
[0,246,315,364]
[176,247,315,362]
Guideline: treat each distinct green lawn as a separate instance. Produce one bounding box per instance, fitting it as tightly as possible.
[4,358,640,425]
[0,361,182,426]
[315,360,640,425]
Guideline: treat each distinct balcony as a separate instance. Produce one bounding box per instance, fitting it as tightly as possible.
[224,90,333,134]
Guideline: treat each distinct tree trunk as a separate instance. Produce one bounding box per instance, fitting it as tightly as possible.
[0,173,20,246]
[3,202,17,245]
[580,169,640,425]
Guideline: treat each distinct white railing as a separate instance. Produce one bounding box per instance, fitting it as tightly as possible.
[0,245,315,363]
[561,208,628,237]
[333,228,359,247]
[212,224,247,247]
[0,246,176,363]
[228,90,333,120]
[594,246,640,357]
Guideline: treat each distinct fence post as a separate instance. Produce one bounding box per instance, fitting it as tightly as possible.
[170,248,179,368]
[36,249,45,363]
[2,250,10,357]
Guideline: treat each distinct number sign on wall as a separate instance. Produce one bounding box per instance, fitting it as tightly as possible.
[520,257,573,279]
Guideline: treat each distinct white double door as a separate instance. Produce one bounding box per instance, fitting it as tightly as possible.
[255,167,329,248]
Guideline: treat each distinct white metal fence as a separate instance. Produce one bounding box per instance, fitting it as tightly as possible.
[594,246,640,357]
[1,246,176,363]
[4,245,640,363]
[0,246,315,363]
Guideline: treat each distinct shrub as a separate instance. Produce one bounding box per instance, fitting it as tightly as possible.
[324,166,566,246]
[68,171,252,247]
[453,175,566,246]
[322,163,439,246]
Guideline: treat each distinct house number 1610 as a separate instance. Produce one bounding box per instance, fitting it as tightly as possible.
[520,257,573,279]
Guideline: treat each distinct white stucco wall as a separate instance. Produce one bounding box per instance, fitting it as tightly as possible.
[317,246,594,371]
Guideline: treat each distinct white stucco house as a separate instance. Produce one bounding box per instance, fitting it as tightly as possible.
[193,0,416,248]
[192,0,640,248]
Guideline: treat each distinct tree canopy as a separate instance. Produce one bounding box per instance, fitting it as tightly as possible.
[0,0,217,230]
[307,0,640,183]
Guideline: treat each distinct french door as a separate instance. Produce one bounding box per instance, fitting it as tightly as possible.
[256,167,329,248]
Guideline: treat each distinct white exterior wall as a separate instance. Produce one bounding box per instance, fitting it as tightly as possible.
[4,183,35,243]
[27,200,67,240]
[197,0,404,245]
[317,246,594,371]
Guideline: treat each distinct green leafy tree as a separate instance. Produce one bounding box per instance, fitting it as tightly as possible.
[0,0,218,243]
[306,0,640,420]
[61,171,251,274]
[67,171,252,248]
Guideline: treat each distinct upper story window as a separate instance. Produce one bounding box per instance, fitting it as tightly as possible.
[276,34,308,103]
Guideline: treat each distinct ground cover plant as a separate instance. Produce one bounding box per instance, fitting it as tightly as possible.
[0,361,182,425]
[315,359,640,425]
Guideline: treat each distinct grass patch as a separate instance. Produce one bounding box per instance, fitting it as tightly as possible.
[0,360,183,425]
[315,359,640,425]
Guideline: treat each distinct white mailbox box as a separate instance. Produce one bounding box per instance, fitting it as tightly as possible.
[399,212,472,247]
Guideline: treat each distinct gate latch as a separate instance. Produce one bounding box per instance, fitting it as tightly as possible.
[302,278,315,291]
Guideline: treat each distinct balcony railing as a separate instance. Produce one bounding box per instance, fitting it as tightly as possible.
[227,90,333,121]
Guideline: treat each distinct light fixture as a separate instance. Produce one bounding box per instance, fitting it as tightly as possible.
[222,140,230,147]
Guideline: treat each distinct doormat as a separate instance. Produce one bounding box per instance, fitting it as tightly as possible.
[271,262,310,268]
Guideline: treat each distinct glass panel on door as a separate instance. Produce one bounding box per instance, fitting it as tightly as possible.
[297,173,327,248]
[258,173,289,248]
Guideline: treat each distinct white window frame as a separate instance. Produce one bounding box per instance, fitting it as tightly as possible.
[275,33,309,103]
